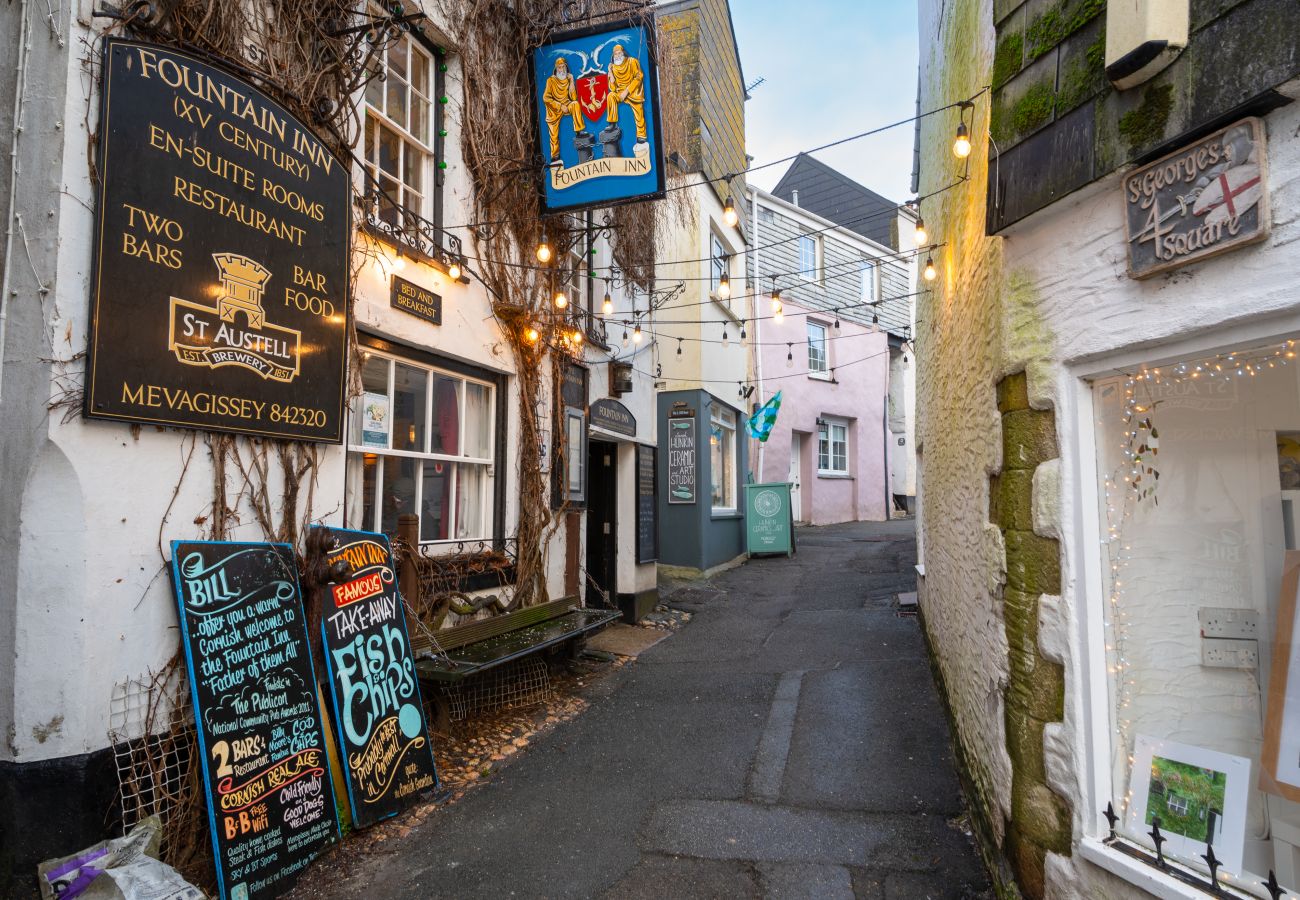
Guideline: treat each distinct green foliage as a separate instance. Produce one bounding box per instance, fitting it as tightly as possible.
[1145,757,1226,842]
[1057,30,1108,112]
[1118,83,1175,153]
[1008,81,1056,139]
[993,32,1024,88]
[1026,0,1105,61]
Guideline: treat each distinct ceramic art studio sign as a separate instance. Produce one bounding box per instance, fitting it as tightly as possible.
[1123,117,1269,279]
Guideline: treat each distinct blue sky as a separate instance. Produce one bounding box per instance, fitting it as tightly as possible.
[731,1,918,203]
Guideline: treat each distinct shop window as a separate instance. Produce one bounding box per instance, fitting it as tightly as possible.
[818,417,848,474]
[346,347,496,544]
[1090,337,1300,891]
[807,320,829,377]
[711,406,737,511]
[364,13,438,225]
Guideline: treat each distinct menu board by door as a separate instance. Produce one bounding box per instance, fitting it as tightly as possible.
[169,541,338,900]
[315,527,439,827]
[636,445,658,563]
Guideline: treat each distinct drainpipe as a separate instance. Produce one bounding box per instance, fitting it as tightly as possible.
[0,0,32,405]
[751,189,766,482]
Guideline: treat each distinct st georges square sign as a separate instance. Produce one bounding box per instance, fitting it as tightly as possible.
[86,40,350,441]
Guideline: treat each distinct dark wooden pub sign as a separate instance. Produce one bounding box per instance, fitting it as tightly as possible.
[86,40,351,441]
[390,274,442,325]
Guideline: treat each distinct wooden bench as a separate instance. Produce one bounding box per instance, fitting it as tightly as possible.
[410,598,619,683]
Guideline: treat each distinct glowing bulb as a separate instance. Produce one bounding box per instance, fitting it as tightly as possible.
[718,271,730,300]
[536,241,552,263]
[571,329,583,345]
[602,292,613,316]
[923,257,937,282]
[722,196,738,228]
[447,260,462,280]
[554,290,567,309]
[914,217,927,245]
[774,310,784,325]
[524,326,539,344]
[392,253,406,271]
[953,121,971,159]
[633,323,642,344]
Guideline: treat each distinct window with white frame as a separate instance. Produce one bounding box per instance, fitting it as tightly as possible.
[807,320,829,376]
[710,406,737,511]
[346,348,497,544]
[364,17,436,225]
[798,233,821,281]
[859,258,876,303]
[710,233,727,296]
[818,417,848,474]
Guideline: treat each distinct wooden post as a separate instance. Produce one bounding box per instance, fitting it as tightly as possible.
[398,513,420,605]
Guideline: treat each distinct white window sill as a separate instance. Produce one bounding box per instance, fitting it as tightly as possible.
[1079,838,1261,899]
[817,471,851,479]
[808,371,831,381]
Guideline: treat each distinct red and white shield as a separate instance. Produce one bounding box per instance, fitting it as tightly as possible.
[576,72,608,123]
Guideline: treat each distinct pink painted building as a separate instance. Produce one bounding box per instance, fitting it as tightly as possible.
[747,159,917,524]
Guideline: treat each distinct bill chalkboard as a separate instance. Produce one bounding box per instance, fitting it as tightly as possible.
[169,541,339,900]
[87,40,350,441]
[316,527,439,827]
[667,413,696,504]
[636,445,658,563]
[390,274,442,326]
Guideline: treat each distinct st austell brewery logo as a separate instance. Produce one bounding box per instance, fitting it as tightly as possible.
[168,253,303,383]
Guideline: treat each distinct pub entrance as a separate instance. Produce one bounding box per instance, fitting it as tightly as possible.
[585,439,618,608]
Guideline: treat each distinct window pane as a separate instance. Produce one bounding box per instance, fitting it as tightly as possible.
[410,49,429,96]
[403,142,424,198]
[365,70,383,110]
[420,460,452,541]
[378,175,400,227]
[345,452,378,531]
[392,363,426,452]
[711,413,735,509]
[430,375,460,454]
[567,414,583,493]
[380,455,418,536]
[365,117,377,165]
[387,75,408,131]
[860,260,875,301]
[807,322,827,371]
[411,98,430,146]
[352,355,390,445]
[463,383,491,458]
[390,41,408,82]
[456,465,487,540]
[819,425,830,470]
[378,124,400,176]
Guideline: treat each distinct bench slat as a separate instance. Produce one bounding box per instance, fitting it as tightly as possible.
[409,597,574,656]
[415,608,621,682]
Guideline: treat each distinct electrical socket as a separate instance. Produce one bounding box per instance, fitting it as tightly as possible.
[1201,639,1259,669]
[1198,607,1259,640]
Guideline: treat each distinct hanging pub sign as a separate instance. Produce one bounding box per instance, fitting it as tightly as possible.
[1123,117,1269,279]
[86,40,351,441]
[169,541,339,900]
[590,398,636,437]
[314,526,440,828]
[532,19,665,213]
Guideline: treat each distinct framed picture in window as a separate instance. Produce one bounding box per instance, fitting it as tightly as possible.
[1125,734,1250,875]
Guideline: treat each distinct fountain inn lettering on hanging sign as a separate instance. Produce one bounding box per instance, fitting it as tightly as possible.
[86,40,351,441]
[1123,117,1270,279]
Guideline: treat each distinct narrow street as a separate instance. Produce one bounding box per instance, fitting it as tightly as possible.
[307,519,990,899]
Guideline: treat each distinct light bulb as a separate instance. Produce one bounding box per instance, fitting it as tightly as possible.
[786,345,793,368]
[914,217,927,245]
[771,293,782,315]
[953,122,971,159]
[718,272,730,299]
[572,329,583,345]
[524,326,539,344]
[773,310,784,325]
[740,323,747,340]
[676,339,683,357]
[833,313,841,331]
[602,292,613,316]
[633,324,642,344]
[536,241,552,263]
[923,257,937,282]
[554,290,567,309]
[722,327,729,348]
[392,253,406,271]
[448,260,462,280]
[722,196,738,228]
[622,328,629,348]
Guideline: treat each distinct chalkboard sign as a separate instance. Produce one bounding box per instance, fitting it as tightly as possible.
[169,541,339,900]
[315,527,439,827]
[636,445,658,563]
[86,40,351,442]
[667,415,696,504]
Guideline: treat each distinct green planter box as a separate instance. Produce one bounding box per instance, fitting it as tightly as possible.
[744,483,795,557]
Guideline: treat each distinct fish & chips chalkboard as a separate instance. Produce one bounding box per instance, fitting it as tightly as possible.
[316,527,439,827]
[170,541,339,900]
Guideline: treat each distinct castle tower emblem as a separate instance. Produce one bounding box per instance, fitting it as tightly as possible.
[213,252,272,329]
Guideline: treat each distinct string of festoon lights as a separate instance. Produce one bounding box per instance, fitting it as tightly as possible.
[1104,340,1299,845]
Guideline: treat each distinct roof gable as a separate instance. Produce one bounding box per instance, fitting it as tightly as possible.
[771,154,898,249]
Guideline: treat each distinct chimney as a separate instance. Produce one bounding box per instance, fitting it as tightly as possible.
[790,189,799,207]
